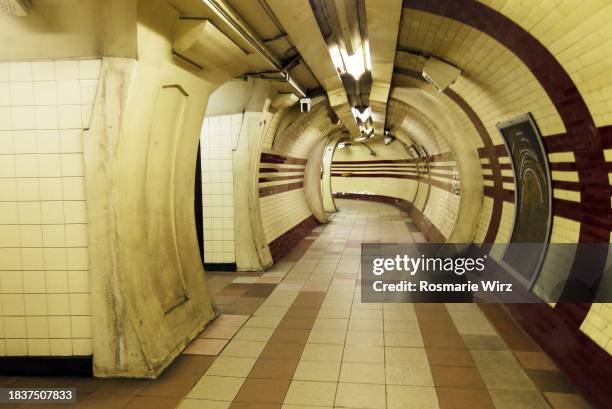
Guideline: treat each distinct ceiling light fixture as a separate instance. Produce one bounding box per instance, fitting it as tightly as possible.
[328,44,345,75]
[340,47,366,80]
[351,106,371,122]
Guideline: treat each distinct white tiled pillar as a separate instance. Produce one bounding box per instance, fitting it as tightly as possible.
[199,114,242,264]
[0,60,100,356]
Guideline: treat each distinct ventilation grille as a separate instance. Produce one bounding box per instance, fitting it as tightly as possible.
[0,0,31,16]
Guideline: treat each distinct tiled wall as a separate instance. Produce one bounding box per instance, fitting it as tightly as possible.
[331,144,460,240]
[199,114,241,264]
[400,1,612,358]
[0,59,100,356]
[258,152,309,244]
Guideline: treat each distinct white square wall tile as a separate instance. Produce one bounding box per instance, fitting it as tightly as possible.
[8,62,32,82]
[33,81,57,106]
[58,105,82,129]
[11,106,35,130]
[0,107,11,130]
[54,61,79,80]
[35,105,58,129]
[0,83,10,106]
[9,82,34,106]
[57,81,81,105]
[31,61,56,81]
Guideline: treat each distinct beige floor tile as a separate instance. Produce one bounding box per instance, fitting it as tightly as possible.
[345,331,384,346]
[470,350,521,368]
[348,319,384,332]
[335,383,386,409]
[301,343,344,361]
[386,385,438,409]
[543,392,592,409]
[183,339,228,356]
[243,315,283,329]
[255,306,288,317]
[215,314,250,326]
[490,390,552,409]
[342,345,384,363]
[384,332,423,347]
[385,364,434,386]
[177,398,231,409]
[307,329,346,344]
[205,356,257,377]
[313,318,349,331]
[293,360,341,382]
[284,380,337,406]
[383,319,420,333]
[317,308,351,319]
[187,375,245,401]
[233,327,275,342]
[350,309,383,320]
[220,340,266,358]
[479,367,537,391]
[282,405,332,409]
[384,347,428,366]
[339,362,385,384]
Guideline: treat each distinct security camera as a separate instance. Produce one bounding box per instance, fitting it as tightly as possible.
[299,98,311,113]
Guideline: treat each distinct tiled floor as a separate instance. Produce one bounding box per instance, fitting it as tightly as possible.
[0,200,593,408]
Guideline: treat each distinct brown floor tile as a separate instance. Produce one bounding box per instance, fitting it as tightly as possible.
[248,358,299,379]
[217,288,248,297]
[215,314,251,327]
[461,335,508,350]
[200,324,241,340]
[421,332,465,349]
[543,392,593,409]
[218,304,261,315]
[124,396,181,409]
[245,284,277,297]
[525,369,576,393]
[437,387,495,409]
[139,372,201,398]
[284,307,320,318]
[54,377,105,394]
[278,316,317,330]
[165,355,215,375]
[234,378,291,403]
[229,403,281,409]
[183,338,228,355]
[419,320,460,336]
[426,348,475,367]
[260,342,305,360]
[514,351,559,371]
[76,392,134,409]
[431,366,485,388]
[271,328,310,344]
[97,378,151,395]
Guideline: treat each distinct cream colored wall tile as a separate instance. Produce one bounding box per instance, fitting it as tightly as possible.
[48,316,71,339]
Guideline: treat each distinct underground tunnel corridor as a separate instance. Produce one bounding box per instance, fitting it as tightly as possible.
[1,0,612,408]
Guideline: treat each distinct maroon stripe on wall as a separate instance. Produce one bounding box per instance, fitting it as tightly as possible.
[259,181,303,197]
[330,172,419,180]
[260,152,307,165]
[332,159,417,164]
[404,2,610,405]
[259,175,304,183]
[444,88,507,244]
[259,166,306,173]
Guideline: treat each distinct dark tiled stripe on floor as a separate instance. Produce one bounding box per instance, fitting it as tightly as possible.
[414,304,495,409]
[230,291,326,408]
[479,304,593,409]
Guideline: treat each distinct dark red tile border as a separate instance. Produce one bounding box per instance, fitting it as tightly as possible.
[268,215,320,262]
[259,181,304,198]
